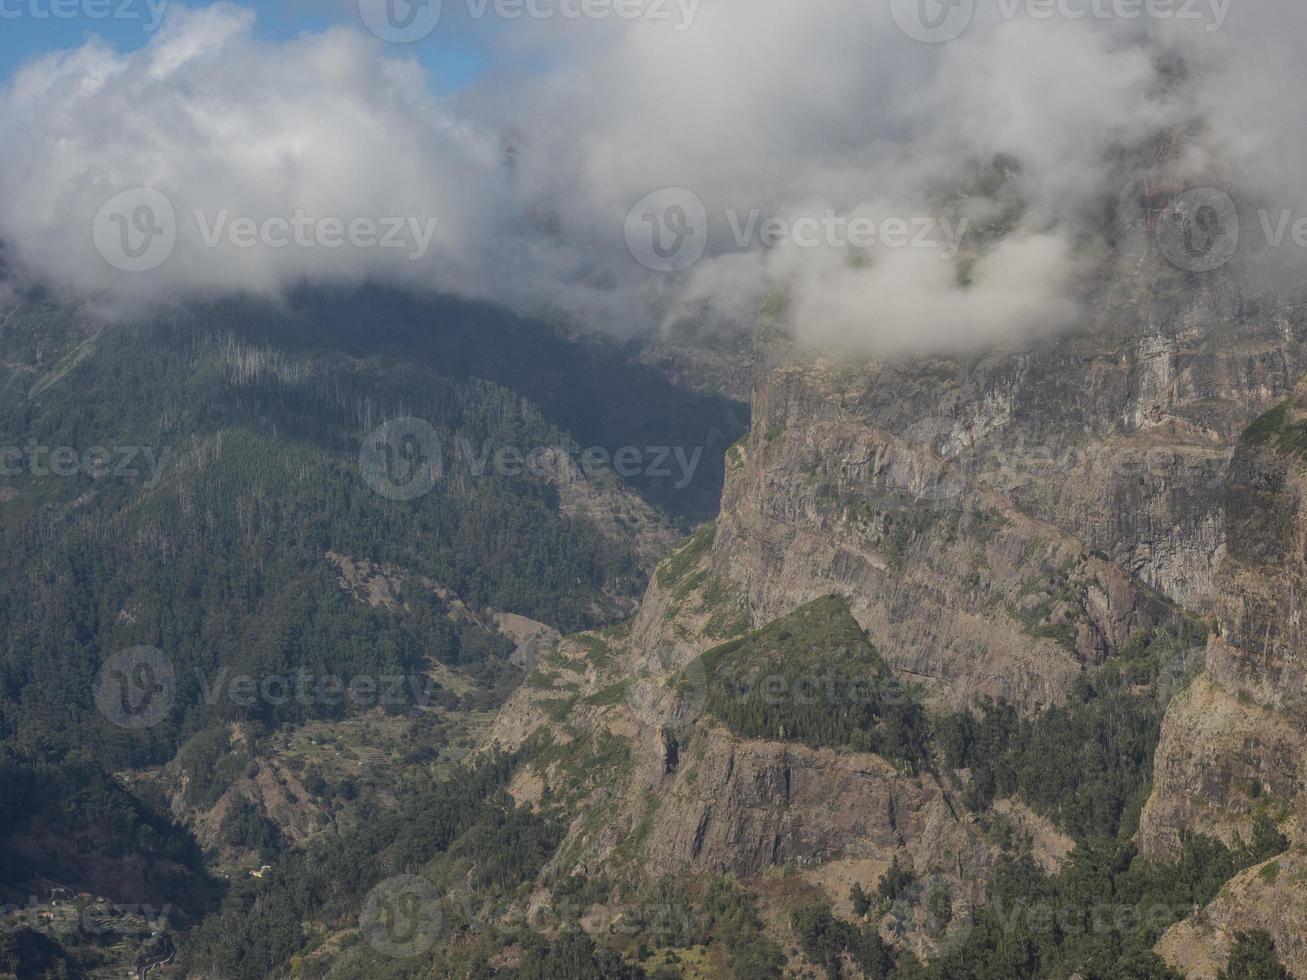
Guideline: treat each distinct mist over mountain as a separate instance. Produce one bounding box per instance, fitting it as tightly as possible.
[1,1,1304,351]
[5,3,1307,980]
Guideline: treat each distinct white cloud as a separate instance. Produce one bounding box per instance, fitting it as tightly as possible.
[0,0,1302,349]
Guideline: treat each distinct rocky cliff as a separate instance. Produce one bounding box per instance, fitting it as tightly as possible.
[484,217,1307,973]
[1142,384,1307,977]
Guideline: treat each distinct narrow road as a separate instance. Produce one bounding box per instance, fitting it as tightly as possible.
[135,934,174,980]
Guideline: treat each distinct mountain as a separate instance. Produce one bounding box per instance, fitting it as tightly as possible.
[411,184,1307,978]
[0,284,747,977]
[4,179,1307,979]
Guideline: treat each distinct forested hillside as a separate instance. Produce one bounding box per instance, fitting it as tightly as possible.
[0,284,747,976]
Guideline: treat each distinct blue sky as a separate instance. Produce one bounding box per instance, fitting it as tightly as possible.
[0,0,488,89]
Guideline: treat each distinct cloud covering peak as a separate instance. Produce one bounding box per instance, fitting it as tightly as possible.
[0,0,1302,350]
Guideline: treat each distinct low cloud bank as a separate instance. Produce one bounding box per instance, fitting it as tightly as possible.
[0,1,1301,350]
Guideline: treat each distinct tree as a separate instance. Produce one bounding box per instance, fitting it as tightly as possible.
[850,882,872,918]
[877,856,916,905]
[1219,931,1291,980]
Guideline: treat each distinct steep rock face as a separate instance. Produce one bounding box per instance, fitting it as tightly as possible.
[1155,847,1307,980]
[642,729,981,880]
[709,311,1301,710]
[1138,670,1304,857]
[486,545,991,933]
[1141,389,1307,976]
[482,259,1307,966]
[1142,391,1307,858]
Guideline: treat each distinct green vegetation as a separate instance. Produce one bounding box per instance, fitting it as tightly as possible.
[1219,930,1292,980]
[219,797,283,858]
[877,856,918,907]
[0,289,745,936]
[792,902,896,979]
[692,596,930,770]
[924,828,1284,980]
[938,623,1206,840]
[1243,399,1307,457]
[0,747,216,917]
[851,881,873,917]
[181,752,561,979]
[1243,400,1291,444]
[655,523,715,589]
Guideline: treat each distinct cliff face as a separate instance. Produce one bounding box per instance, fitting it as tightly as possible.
[713,296,1302,711]
[485,245,1307,969]
[1140,385,1307,977]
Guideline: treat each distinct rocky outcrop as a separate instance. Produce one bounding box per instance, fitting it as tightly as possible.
[484,253,1307,969]
[1142,389,1307,857]
[1139,670,1304,858]
[642,729,981,879]
[1155,847,1307,979]
[1140,387,1307,976]
[707,328,1281,711]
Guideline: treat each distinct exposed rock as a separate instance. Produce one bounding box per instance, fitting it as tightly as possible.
[1141,384,1307,977]
[992,799,1076,875]
[482,276,1307,970]
[1156,847,1307,979]
[640,727,981,879]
